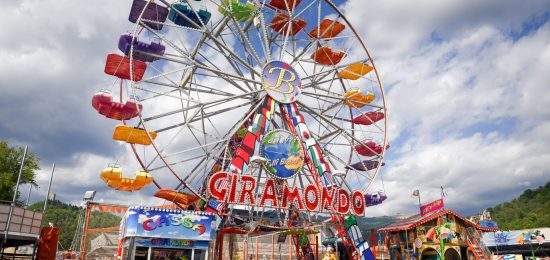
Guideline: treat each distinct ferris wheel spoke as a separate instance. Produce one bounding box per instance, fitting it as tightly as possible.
[302,90,384,110]
[198,40,257,92]
[301,58,370,83]
[201,31,262,78]
[174,98,267,190]
[251,0,272,62]
[138,23,254,93]
[147,48,262,89]
[138,80,234,99]
[143,105,204,169]
[133,85,195,102]
[297,100,383,161]
[276,0,320,61]
[215,32,256,82]
[153,99,257,133]
[323,149,375,183]
[220,9,264,67]
[143,91,261,123]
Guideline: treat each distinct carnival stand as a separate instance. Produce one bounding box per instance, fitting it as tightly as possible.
[118,207,219,259]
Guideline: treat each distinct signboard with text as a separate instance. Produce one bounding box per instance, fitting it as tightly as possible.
[134,238,210,249]
[420,199,444,216]
[124,207,219,241]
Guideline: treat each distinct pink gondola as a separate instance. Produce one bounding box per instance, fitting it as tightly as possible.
[354,140,389,157]
[92,91,142,120]
[351,112,385,125]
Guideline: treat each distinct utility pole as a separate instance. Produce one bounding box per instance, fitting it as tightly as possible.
[412,189,422,214]
[43,163,56,212]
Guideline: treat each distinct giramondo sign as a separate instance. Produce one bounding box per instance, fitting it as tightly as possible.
[207,172,366,216]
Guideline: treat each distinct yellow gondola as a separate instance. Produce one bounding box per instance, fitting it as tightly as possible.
[338,63,373,80]
[100,166,153,192]
[343,89,376,108]
[112,125,157,145]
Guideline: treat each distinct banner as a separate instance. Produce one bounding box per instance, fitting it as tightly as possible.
[124,207,219,241]
[420,199,444,216]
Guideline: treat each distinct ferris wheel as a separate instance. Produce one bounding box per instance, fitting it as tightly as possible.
[93,0,388,258]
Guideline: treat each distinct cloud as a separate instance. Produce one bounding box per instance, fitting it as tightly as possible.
[345,1,550,216]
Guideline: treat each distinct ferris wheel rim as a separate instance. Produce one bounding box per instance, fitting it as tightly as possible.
[124,0,388,205]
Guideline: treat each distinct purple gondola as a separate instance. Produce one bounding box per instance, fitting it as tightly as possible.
[365,191,387,206]
[346,160,385,171]
[129,0,169,30]
[118,34,165,62]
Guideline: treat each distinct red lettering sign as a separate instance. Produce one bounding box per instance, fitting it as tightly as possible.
[282,185,304,210]
[206,173,367,215]
[304,185,319,211]
[351,191,365,216]
[238,175,256,204]
[420,198,444,216]
[208,172,229,201]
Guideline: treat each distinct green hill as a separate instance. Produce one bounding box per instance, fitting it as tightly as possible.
[29,200,121,250]
[487,181,550,230]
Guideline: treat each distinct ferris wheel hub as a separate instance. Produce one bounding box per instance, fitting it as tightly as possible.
[261,61,302,103]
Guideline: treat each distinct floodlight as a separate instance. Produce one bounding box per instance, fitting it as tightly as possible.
[83,191,96,201]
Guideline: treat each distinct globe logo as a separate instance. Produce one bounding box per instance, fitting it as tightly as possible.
[260,130,304,179]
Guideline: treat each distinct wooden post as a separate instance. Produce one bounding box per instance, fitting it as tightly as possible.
[315,235,319,259]
[217,229,224,259]
[271,234,275,260]
[288,236,292,260]
[255,237,259,260]
[80,202,92,260]
[371,229,377,258]
[243,239,247,260]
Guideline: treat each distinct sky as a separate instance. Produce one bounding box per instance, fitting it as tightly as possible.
[1,0,549,218]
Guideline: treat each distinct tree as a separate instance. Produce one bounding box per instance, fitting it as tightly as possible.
[29,200,122,250]
[0,141,40,202]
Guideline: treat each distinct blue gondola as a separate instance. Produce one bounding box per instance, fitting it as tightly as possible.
[168,2,211,29]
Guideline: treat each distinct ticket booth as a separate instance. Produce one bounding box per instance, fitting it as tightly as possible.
[118,207,219,260]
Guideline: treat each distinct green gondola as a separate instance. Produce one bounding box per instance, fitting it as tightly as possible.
[218,0,258,22]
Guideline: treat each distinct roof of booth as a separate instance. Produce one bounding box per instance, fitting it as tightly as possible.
[377,209,499,233]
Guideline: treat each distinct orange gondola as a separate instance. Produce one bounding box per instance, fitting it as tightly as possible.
[100,166,153,192]
[310,19,345,39]
[343,89,376,108]
[311,46,346,65]
[338,63,373,80]
[154,189,200,206]
[112,125,157,145]
[270,13,307,36]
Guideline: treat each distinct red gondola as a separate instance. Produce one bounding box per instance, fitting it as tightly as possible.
[311,46,346,65]
[269,0,301,11]
[351,112,385,126]
[310,19,345,39]
[270,13,307,36]
[104,53,147,81]
[92,91,142,121]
